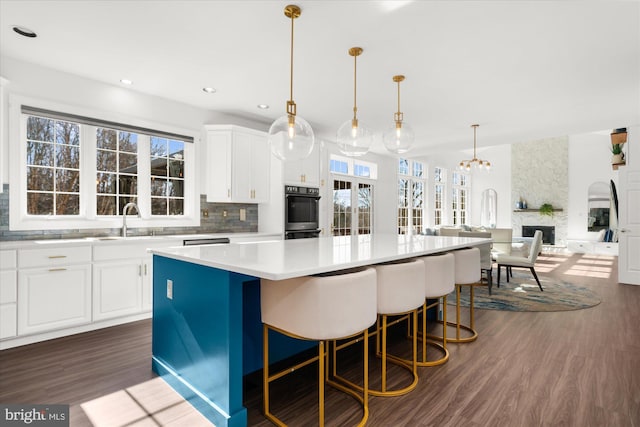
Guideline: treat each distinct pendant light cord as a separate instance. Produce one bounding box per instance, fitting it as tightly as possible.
[353,53,358,120]
[289,12,294,105]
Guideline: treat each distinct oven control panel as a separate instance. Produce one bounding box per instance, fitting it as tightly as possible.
[285,185,320,196]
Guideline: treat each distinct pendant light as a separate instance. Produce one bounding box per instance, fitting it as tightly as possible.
[268,4,315,161]
[458,124,491,171]
[383,75,414,154]
[337,47,373,157]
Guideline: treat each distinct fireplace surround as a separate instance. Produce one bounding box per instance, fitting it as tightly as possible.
[522,225,555,245]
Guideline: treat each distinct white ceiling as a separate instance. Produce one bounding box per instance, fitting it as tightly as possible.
[1,1,638,156]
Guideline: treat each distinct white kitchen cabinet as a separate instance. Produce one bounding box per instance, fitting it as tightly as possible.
[283,142,320,186]
[205,125,270,203]
[18,264,92,335]
[93,260,143,320]
[0,250,17,339]
[93,242,160,320]
[16,245,92,336]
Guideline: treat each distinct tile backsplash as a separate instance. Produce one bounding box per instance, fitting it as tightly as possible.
[0,185,258,241]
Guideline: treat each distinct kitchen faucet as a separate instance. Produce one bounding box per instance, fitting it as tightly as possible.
[122,202,140,237]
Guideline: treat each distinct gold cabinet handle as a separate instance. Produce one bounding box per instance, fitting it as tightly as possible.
[144,264,148,275]
[48,255,67,259]
[49,268,67,272]
[228,189,231,197]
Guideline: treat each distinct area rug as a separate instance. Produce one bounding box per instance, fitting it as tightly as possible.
[448,273,601,312]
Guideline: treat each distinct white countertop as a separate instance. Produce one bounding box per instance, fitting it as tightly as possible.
[0,232,281,250]
[150,233,492,280]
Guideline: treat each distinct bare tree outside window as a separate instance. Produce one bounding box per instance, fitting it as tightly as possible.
[96,128,138,215]
[26,116,80,215]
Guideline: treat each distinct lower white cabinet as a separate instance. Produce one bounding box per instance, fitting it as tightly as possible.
[0,250,17,339]
[93,260,143,321]
[17,264,92,335]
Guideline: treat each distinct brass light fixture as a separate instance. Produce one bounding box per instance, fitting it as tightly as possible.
[337,47,373,157]
[268,4,315,161]
[459,124,491,171]
[383,75,414,154]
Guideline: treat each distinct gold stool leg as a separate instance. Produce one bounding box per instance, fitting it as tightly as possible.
[319,341,325,426]
[263,324,269,418]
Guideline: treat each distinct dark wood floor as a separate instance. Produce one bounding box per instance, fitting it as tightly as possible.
[1,252,639,426]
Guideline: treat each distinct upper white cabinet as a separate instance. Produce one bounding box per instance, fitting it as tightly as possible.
[283,142,320,186]
[205,125,270,203]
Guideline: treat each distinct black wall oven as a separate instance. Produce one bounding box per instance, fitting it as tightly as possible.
[284,185,321,239]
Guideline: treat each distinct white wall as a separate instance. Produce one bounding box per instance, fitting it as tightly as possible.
[0,56,269,191]
[567,132,619,241]
[467,145,512,228]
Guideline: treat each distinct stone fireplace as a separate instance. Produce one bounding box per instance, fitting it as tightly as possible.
[523,225,555,245]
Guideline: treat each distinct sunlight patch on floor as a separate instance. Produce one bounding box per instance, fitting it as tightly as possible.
[81,377,213,427]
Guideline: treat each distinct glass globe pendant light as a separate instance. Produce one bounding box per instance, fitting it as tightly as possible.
[268,4,315,162]
[383,75,414,154]
[458,124,491,171]
[337,47,373,157]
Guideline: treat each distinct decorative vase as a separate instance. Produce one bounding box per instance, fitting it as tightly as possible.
[612,153,624,164]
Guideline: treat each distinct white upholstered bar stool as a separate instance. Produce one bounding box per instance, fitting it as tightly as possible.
[449,247,482,343]
[370,259,425,397]
[261,267,377,427]
[417,252,456,366]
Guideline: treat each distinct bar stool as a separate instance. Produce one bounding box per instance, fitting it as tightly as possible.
[370,259,425,397]
[261,267,377,427]
[449,247,482,343]
[418,252,455,366]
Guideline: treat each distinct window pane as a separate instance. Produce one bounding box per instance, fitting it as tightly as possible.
[151,137,168,157]
[28,192,53,215]
[56,145,80,169]
[27,167,54,191]
[151,198,167,215]
[96,128,117,150]
[27,141,53,166]
[119,152,138,172]
[151,157,167,177]
[96,173,117,194]
[169,140,184,158]
[55,193,80,215]
[97,195,116,215]
[169,179,184,197]
[169,159,183,178]
[119,175,138,195]
[169,198,184,215]
[56,121,79,146]
[398,158,409,175]
[27,117,53,142]
[151,178,166,196]
[56,169,80,192]
[97,150,117,172]
[412,161,424,178]
[119,132,138,153]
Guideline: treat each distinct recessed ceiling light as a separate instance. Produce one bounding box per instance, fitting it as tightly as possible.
[120,79,133,85]
[13,26,37,38]
[257,104,269,109]
[202,87,216,93]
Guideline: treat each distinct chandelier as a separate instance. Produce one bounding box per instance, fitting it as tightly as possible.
[459,124,491,171]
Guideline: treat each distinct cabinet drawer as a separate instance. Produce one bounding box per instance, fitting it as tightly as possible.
[18,246,92,268]
[1,250,17,270]
[0,304,17,339]
[0,270,17,304]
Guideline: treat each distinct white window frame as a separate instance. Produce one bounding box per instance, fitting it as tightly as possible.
[452,171,470,226]
[434,167,446,226]
[329,154,378,180]
[9,95,199,231]
[397,158,427,235]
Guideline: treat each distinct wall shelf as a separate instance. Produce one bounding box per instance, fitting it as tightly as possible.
[513,208,563,213]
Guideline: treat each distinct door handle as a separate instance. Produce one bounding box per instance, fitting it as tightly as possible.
[619,229,629,233]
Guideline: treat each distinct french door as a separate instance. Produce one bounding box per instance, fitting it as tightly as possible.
[331,178,373,236]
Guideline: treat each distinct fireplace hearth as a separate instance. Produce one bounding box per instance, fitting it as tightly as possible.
[522,225,555,245]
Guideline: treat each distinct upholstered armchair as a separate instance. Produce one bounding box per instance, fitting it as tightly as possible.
[496,230,544,291]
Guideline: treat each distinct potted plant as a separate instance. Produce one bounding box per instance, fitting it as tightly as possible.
[611,143,624,164]
[539,203,554,217]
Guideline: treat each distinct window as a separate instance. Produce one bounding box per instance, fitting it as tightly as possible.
[26,116,80,215]
[397,159,426,234]
[11,99,196,231]
[434,167,445,226]
[452,171,469,226]
[96,128,139,216]
[329,154,377,179]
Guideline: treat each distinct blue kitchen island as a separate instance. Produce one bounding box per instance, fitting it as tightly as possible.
[150,234,491,427]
